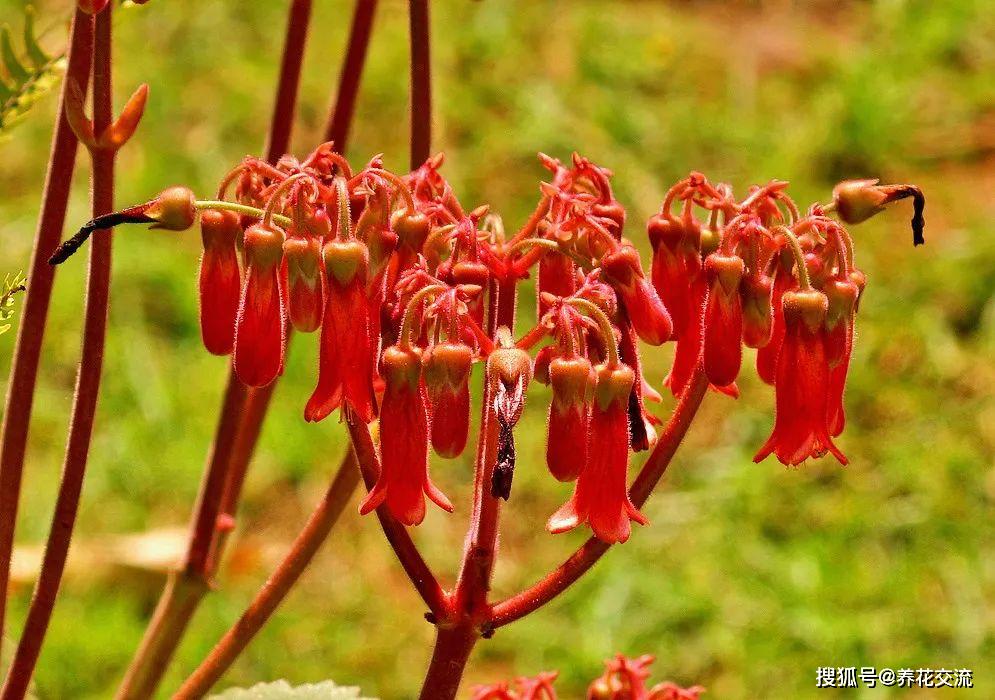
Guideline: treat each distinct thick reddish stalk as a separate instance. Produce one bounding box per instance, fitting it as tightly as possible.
[0,8,114,698]
[408,0,431,169]
[347,420,448,616]
[324,0,379,149]
[488,367,709,629]
[0,8,94,640]
[172,447,360,699]
[417,623,478,700]
[417,276,517,700]
[115,4,315,697]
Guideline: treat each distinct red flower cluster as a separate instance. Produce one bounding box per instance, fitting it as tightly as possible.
[472,654,704,700]
[74,145,917,540]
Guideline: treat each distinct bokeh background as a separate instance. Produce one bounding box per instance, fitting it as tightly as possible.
[1,0,994,697]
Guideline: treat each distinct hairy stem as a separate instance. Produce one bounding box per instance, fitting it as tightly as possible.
[417,624,478,700]
[348,420,448,616]
[172,447,360,699]
[488,367,709,628]
[115,3,314,697]
[408,0,431,169]
[324,0,379,150]
[0,8,94,641]
[0,8,114,697]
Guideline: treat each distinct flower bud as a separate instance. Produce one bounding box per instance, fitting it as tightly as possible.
[144,186,197,231]
[601,246,673,346]
[283,235,324,332]
[832,179,926,245]
[702,253,745,387]
[390,208,431,265]
[233,224,286,387]
[452,260,490,327]
[198,209,241,355]
[423,342,474,458]
[546,356,596,482]
[360,345,453,525]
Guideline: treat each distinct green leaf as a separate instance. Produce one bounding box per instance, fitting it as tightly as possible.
[1,26,29,83]
[22,7,49,70]
[208,680,378,700]
[0,7,66,140]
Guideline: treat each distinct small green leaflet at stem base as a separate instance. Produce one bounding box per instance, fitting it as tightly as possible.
[0,271,26,336]
[0,6,66,141]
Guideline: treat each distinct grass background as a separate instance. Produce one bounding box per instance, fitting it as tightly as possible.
[0,0,994,697]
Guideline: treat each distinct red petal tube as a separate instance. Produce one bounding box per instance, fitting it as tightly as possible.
[741,273,774,349]
[754,290,848,466]
[546,356,596,481]
[233,224,285,387]
[360,345,454,525]
[602,246,672,346]
[824,278,859,437]
[756,263,795,385]
[283,235,324,333]
[537,249,576,317]
[423,342,473,458]
[548,363,648,544]
[198,209,242,355]
[305,240,376,423]
[648,212,701,338]
[702,253,745,387]
[664,272,706,397]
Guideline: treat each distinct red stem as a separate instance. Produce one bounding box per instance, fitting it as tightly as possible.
[417,274,518,700]
[417,623,478,700]
[115,3,315,697]
[0,8,94,640]
[488,367,709,629]
[347,420,448,616]
[0,8,114,698]
[324,0,379,150]
[408,0,431,170]
[172,447,360,699]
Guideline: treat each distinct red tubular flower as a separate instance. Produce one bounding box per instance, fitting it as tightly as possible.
[754,289,848,466]
[423,342,473,458]
[702,253,745,387]
[546,355,596,482]
[305,239,376,423]
[548,363,647,544]
[587,654,654,700]
[233,223,286,387]
[360,344,453,525]
[538,250,576,317]
[283,234,323,332]
[741,271,773,349]
[756,261,794,385]
[601,246,673,346]
[390,207,431,272]
[824,277,859,437]
[648,209,701,338]
[198,209,241,355]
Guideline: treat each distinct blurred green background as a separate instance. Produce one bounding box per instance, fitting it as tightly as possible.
[1,0,994,697]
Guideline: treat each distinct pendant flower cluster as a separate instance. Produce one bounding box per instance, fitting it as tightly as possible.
[53,144,922,542]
